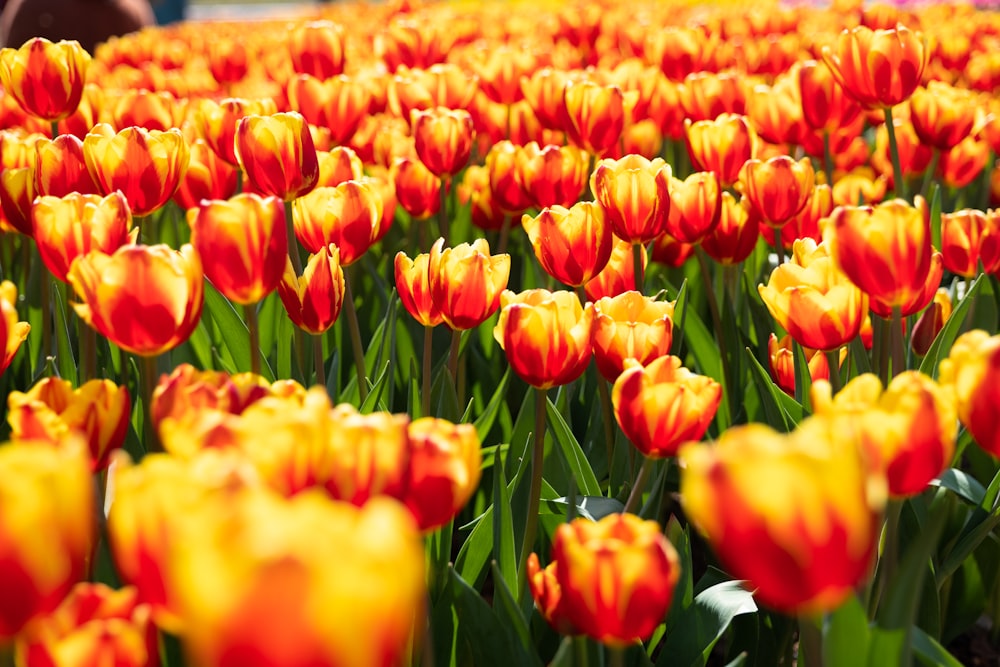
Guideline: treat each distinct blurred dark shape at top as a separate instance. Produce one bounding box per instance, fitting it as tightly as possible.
[0,0,156,54]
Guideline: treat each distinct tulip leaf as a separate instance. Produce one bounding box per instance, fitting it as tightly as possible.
[541,496,625,521]
[489,561,532,653]
[865,628,906,667]
[744,347,791,431]
[931,468,987,506]
[202,282,275,381]
[912,627,964,667]
[656,580,758,667]
[545,396,601,497]
[919,274,984,378]
[475,369,511,444]
[275,313,294,381]
[492,445,518,593]
[823,594,870,667]
[255,291,281,360]
[792,341,813,412]
[358,360,391,414]
[51,281,77,386]
[680,299,730,431]
[929,184,942,252]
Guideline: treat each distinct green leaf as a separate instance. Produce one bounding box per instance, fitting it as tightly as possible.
[541,496,625,521]
[202,282,275,380]
[919,274,984,378]
[931,468,987,506]
[744,348,791,431]
[657,580,758,667]
[546,396,601,497]
[929,183,942,252]
[865,628,906,667]
[824,595,870,667]
[358,360,391,414]
[51,281,77,386]
[682,300,731,430]
[913,626,963,667]
[489,561,532,653]
[474,369,511,444]
[492,446,518,592]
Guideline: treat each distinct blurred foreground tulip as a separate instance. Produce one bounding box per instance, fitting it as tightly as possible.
[429,238,510,330]
[680,418,886,614]
[68,244,204,357]
[0,38,90,122]
[939,330,1000,458]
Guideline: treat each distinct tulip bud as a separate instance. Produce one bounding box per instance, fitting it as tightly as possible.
[395,244,444,328]
[401,418,482,531]
[292,181,382,264]
[910,289,952,357]
[411,107,475,177]
[820,25,927,109]
[591,154,672,244]
[278,245,347,335]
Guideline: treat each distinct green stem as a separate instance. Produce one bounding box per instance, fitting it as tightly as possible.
[244,303,260,375]
[633,242,645,294]
[313,334,325,386]
[573,636,591,667]
[772,229,786,266]
[88,469,108,581]
[695,247,732,414]
[876,315,890,386]
[422,325,433,418]
[40,263,53,370]
[884,105,907,201]
[343,273,368,402]
[80,318,97,382]
[517,387,547,603]
[822,129,834,188]
[597,377,616,486]
[623,455,655,514]
[0,643,14,667]
[284,200,303,276]
[447,328,461,385]
[140,354,161,453]
[890,306,905,378]
[798,615,823,667]
[824,348,842,394]
[868,499,903,619]
[50,120,59,140]
[135,215,151,245]
[438,177,450,246]
[607,646,626,667]
[497,215,512,256]
[920,149,941,201]
[236,167,244,194]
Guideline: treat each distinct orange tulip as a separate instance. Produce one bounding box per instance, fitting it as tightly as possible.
[68,244,204,357]
[388,64,475,120]
[429,238,510,331]
[395,244,444,328]
[33,134,99,198]
[559,80,631,156]
[521,67,572,131]
[208,38,248,85]
[83,124,190,217]
[820,25,927,109]
[767,333,834,397]
[0,38,90,122]
[292,181,382,264]
[411,107,475,177]
[196,98,278,167]
[277,244,346,336]
[288,20,346,79]
[738,156,815,227]
[745,75,804,147]
[486,140,533,214]
[15,583,157,667]
[494,289,594,389]
[459,164,508,232]
[0,440,93,640]
[591,291,674,382]
[235,112,319,202]
[665,171,722,245]
[173,139,238,212]
[517,142,590,209]
[701,191,760,265]
[545,513,680,646]
[650,233,695,268]
[939,136,990,190]
[316,147,365,189]
[941,209,1000,277]
[110,89,180,133]
[1,282,30,377]
[591,154,672,244]
[31,192,134,284]
[0,165,37,236]
[474,43,536,105]
[585,236,646,301]
[909,82,976,151]
[831,169,889,208]
[939,331,1000,457]
[758,239,868,351]
[521,202,613,288]
[910,288,951,357]
[287,74,372,145]
[392,156,441,219]
[401,418,482,531]
[871,115,933,188]
[797,59,862,134]
[612,355,721,458]
[680,418,885,614]
[526,554,575,635]
[679,71,746,123]
[684,113,758,187]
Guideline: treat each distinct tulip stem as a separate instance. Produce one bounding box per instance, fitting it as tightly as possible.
[824,348,842,394]
[624,455,655,514]
[607,646,626,667]
[284,200,303,276]
[822,129,834,188]
[0,644,13,667]
[140,354,161,453]
[632,242,645,294]
[313,334,325,386]
[40,265,54,371]
[884,105,908,201]
[875,315,891,386]
[50,120,59,141]
[447,328,464,409]
[573,636,591,667]
[244,303,260,376]
[422,325,433,418]
[517,387,547,603]
[343,274,368,403]
[597,378,616,485]
[869,499,904,618]
[772,233,785,267]
[797,615,823,667]
[497,215,512,256]
[695,247,732,416]
[80,319,97,382]
[920,149,941,201]
[438,177,450,246]
[890,306,905,378]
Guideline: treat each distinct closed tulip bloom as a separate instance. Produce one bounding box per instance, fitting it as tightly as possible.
[1,282,30,377]
[173,139,238,212]
[287,74,372,145]
[388,64,475,120]
[526,554,575,635]
[591,154,672,244]
[872,115,933,186]
[939,136,991,190]
[738,156,815,227]
[411,107,475,177]
[189,194,287,305]
[151,363,286,431]
[392,156,441,219]
[559,80,631,156]
[679,71,746,123]
[651,233,695,268]
[521,202,613,287]
[549,514,680,646]
[665,171,723,245]
[830,169,889,208]
[316,147,364,189]
[110,89,180,133]
[758,239,868,351]
[684,113,758,187]
[235,112,319,202]
[911,289,951,357]
[395,244,444,328]
[826,197,937,313]
[288,21,346,79]
[486,140,532,214]
[401,418,482,531]
[68,244,204,357]
[83,124,190,217]
[585,236,646,302]
[797,59,862,133]
[494,289,595,389]
[33,134,99,198]
[0,440,93,640]
[612,355,720,458]
[812,372,956,498]
[196,98,278,167]
[517,142,590,209]
[31,192,134,284]
[0,38,90,122]
[278,244,346,335]
[429,238,510,331]
[680,418,886,614]
[767,333,834,397]
[701,191,761,265]
[821,25,927,110]
[909,82,976,151]
[208,38,248,85]
[941,209,1000,277]
[7,377,131,472]
[15,583,158,667]
[592,291,674,382]
[0,166,36,236]
[292,181,382,264]
[939,330,1000,458]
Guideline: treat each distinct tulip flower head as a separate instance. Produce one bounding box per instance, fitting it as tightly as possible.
[521,202,613,288]
[591,291,674,382]
[429,238,510,331]
[235,112,320,201]
[292,180,383,264]
[277,245,347,336]
[395,244,444,328]
[0,38,91,122]
[939,330,1000,458]
[820,25,927,110]
[591,154,672,245]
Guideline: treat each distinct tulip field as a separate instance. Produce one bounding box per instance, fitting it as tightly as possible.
[2,0,1000,664]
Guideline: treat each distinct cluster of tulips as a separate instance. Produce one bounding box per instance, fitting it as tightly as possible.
[2,0,1000,664]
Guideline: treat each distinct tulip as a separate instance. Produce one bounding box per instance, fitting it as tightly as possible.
[68,244,204,357]
[758,239,868,351]
[189,194,288,305]
[459,165,508,232]
[208,38,247,85]
[83,124,190,217]
[797,59,862,134]
[486,140,533,214]
[910,289,951,357]
[0,166,36,236]
[941,209,1000,277]
[526,554,575,635]
[196,98,279,167]
[521,67,572,131]
[0,38,90,122]
[939,330,1000,458]
[591,291,674,382]
[411,107,475,177]
[591,154,672,245]
[517,142,590,209]
[392,156,441,219]
[909,82,976,151]
[521,202,613,288]
[287,74,372,145]
[235,112,319,201]
[474,43,535,105]
[650,233,695,268]
[7,377,131,472]
[110,89,180,133]
[939,136,991,190]
[745,76,804,147]
[279,245,346,335]
[665,171,722,245]
[679,418,886,614]
[820,25,927,110]
[701,191,760,265]
[684,113,758,187]
[767,333,834,397]
[679,71,745,122]
[31,192,134,284]
[401,418,482,531]
[738,156,815,227]
[288,20,346,79]
[542,513,680,646]
[14,583,158,667]
[0,281,30,377]
[173,139,238,211]
[292,181,382,264]
[395,245,444,328]
[316,147,364,189]
[559,80,631,155]
[585,236,646,302]
[812,372,956,498]
[33,134,100,198]
[830,170,889,208]
[388,64,475,120]
[0,440,93,640]
[429,238,510,331]
[612,355,720,458]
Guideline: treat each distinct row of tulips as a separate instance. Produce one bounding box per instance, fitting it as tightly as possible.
[1,0,1000,665]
